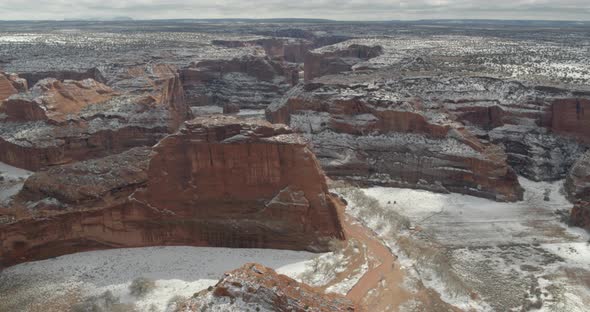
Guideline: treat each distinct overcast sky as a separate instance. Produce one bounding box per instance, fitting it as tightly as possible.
[0,0,589,21]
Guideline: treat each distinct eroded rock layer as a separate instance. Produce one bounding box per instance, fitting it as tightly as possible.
[0,64,191,171]
[565,151,590,230]
[184,263,361,312]
[0,116,345,267]
[180,56,296,109]
[267,84,524,201]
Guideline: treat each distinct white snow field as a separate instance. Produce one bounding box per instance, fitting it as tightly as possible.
[0,246,322,312]
[342,177,590,312]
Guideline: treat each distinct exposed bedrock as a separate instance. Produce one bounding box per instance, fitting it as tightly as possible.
[267,85,523,202]
[565,151,590,230]
[185,263,361,311]
[180,55,296,109]
[304,44,383,82]
[18,67,106,87]
[0,116,345,267]
[0,72,27,101]
[213,38,313,63]
[0,65,191,171]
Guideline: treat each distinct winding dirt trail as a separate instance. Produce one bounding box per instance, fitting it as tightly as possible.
[337,203,461,311]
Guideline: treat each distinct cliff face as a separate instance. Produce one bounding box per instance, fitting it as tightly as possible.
[183,263,361,312]
[0,65,191,171]
[267,85,523,202]
[551,98,590,144]
[180,56,295,109]
[304,44,383,82]
[0,72,27,101]
[1,78,116,123]
[0,116,345,267]
[565,152,590,230]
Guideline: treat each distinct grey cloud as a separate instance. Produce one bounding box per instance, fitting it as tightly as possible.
[0,0,588,20]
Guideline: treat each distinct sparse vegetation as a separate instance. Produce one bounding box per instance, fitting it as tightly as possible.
[129,277,157,298]
[333,183,471,298]
[71,290,137,312]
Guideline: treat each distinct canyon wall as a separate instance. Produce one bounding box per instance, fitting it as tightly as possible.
[0,116,345,267]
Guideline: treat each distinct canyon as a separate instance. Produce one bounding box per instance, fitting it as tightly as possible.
[1,20,589,312]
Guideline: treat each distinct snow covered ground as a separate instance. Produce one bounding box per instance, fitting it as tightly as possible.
[0,161,32,205]
[0,247,321,312]
[338,177,590,311]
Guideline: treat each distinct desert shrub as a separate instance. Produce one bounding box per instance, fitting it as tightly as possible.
[333,183,470,297]
[129,277,157,298]
[166,295,187,312]
[328,237,347,252]
[71,290,137,312]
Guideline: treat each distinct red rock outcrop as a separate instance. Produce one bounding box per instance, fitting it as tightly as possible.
[267,85,523,201]
[1,78,116,123]
[304,44,383,82]
[0,116,345,267]
[551,98,590,144]
[183,263,361,312]
[0,72,27,101]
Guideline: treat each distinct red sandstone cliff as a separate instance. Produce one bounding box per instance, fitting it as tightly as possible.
[0,116,345,267]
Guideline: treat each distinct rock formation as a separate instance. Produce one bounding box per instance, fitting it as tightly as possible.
[19,67,106,87]
[304,44,383,82]
[180,55,295,109]
[565,151,590,230]
[0,116,345,267]
[0,72,27,101]
[1,78,116,123]
[267,84,524,201]
[182,263,361,312]
[0,64,191,171]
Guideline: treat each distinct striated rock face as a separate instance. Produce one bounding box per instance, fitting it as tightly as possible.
[1,78,116,123]
[304,44,383,82]
[565,151,590,230]
[183,263,361,312]
[18,147,151,207]
[0,116,345,267]
[180,55,295,109]
[551,98,590,144]
[0,72,27,101]
[267,84,524,201]
[213,38,313,63]
[570,202,590,231]
[0,65,191,171]
[19,67,106,87]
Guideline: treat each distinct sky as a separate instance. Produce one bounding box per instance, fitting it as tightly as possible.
[0,0,589,21]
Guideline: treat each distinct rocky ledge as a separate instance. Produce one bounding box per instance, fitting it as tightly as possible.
[267,84,524,202]
[0,64,191,171]
[180,263,361,312]
[0,116,345,267]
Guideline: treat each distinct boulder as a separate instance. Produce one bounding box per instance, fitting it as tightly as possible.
[184,263,361,312]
